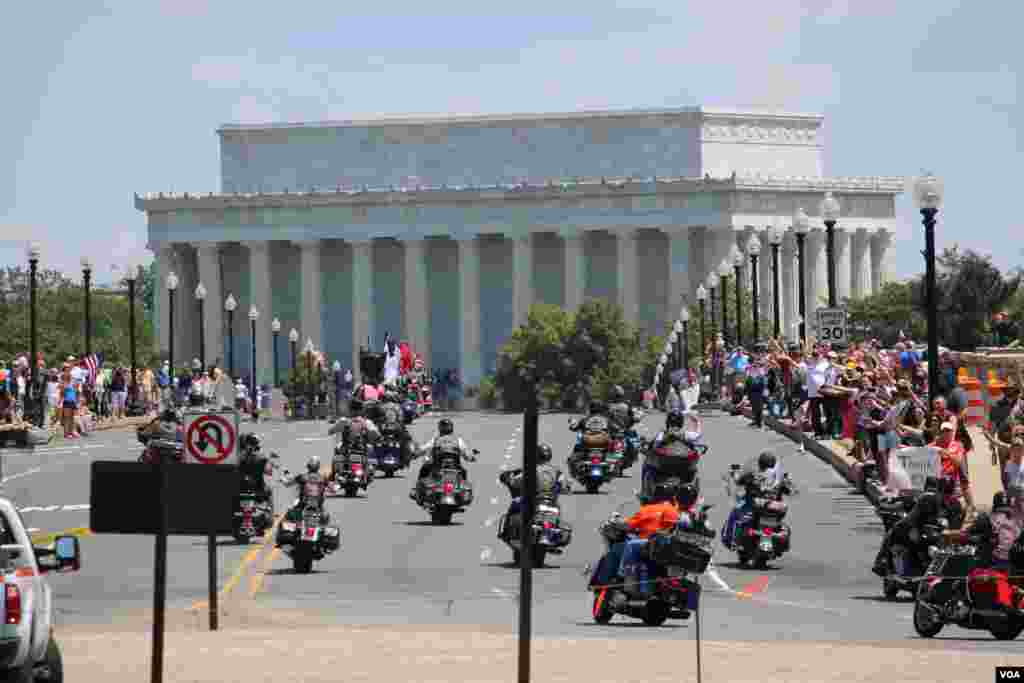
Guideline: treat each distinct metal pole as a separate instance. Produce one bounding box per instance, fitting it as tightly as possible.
[683,321,689,371]
[518,384,538,683]
[923,208,940,402]
[128,277,137,409]
[751,255,760,342]
[251,318,256,420]
[198,299,206,369]
[825,220,837,307]
[151,458,169,683]
[83,266,92,357]
[720,275,729,347]
[29,257,39,428]
[699,301,706,361]
[208,530,217,630]
[169,290,175,388]
[273,332,279,387]
[734,266,742,348]
[796,233,807,346]
[771,244,781,339]
[227,310,234,378]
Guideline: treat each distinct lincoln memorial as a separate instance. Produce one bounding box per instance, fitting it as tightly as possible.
[134,106,903,388]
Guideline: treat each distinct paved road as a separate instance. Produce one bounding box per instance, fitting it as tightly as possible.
[5,409,1019,651]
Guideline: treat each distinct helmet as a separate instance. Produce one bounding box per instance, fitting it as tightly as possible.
[536,443,553,464]
[385,390,399,403]
[915,492,941,520]
[438,418,454,436]
[757,451,777,472]
[993,491,1009,510]
[677,483,699,508]
[240,433,262,453]
[350,398,364,415]
[610,385,625,402]
[666,410,685,429]
[306,455,321,473]
[160,407,179,423]
[589,401,606,415]
[192,358,202,371]
[650,478,683,503]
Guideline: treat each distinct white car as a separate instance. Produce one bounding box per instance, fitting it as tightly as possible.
[0,498,80,683]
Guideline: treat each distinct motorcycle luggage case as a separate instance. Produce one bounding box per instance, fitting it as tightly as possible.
[582,433,609,449]
[969,569,1015,610]
[321,526,341,552]
[643,532,712,574]
[277,524,298,545]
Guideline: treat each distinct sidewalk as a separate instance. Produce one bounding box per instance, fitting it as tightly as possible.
[57,616,1017,683]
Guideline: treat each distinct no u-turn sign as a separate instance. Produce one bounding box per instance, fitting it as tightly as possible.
[184,411,240,465]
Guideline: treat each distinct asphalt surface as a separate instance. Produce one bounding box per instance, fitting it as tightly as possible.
[4,409,1021,651]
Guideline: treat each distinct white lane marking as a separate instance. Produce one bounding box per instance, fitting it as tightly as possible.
[298,437,329,443]
[1,467,42,483]
[491,587,515,600]
[18,504,90,513]
[1,444,107,458]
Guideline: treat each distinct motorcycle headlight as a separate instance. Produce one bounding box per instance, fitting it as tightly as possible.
[927,545,939,558]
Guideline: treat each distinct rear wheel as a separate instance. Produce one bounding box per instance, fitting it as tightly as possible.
[385,470,395,478]
[883,579,900,601]
[586,482,601,494]
[432,509,453,525]
[753,554,769,570]
[534,548,547,568]
[293,547,314,574]
[345,485,359,498]
[989,619,1024,641]
[913,600,944,638]
[642,600,669,626]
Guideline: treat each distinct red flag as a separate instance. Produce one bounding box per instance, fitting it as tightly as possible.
[399,342,413,374]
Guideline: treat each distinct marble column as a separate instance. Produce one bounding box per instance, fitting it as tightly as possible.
[661,226,691,325]
[758,230,774,337]
[296,240,323,357]
[712,226,735,272]
[175,245,199,367]
[403,238,431,366]
[456,237,482,389]
[871,229,893,295]
[851,228,871,299]
[559,227,586,313]
[736,227,755,289]
[615,228,639,327]
[834,228,851,303]
[154,244,173,358]
[512,233,534,327]
[350,240,374,381]
[195,243,223,368]
[804,229,826,327]
[245,241,273,386]
[781,233,796,342]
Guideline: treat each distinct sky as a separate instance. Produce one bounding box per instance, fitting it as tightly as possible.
[1,0,1020,285]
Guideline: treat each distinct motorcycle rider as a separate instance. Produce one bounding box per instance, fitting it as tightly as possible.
[411,418,477,503]
[722,451,786,550]
[952,490,1023,571]
[237,433,273,504]
[499,443,568,518]
[607,385,642,466]
[568,401,612,474]
[872,476,951,577]
[328,398,380,481]
[590,479,697,588]
[377,389,415,467]
[643,410,703,500]
[279,455,331,528]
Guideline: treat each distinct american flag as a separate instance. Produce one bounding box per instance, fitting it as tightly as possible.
[83,352,104,385]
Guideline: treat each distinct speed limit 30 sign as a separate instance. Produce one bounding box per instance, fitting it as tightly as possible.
[815,308,848,343]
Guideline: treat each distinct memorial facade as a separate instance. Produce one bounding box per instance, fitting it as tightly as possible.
[135,106,904,387]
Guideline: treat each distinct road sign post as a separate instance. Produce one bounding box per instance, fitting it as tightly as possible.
[815,307,848,345]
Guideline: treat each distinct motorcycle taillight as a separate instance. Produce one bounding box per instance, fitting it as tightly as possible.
[352,464,363,473]
[591,457,602,464]
[443,482,455,495]
[687,450,700,461]
[543,521,554,530]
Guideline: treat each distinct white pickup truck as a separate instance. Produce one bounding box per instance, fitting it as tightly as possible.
[0,498,80,683]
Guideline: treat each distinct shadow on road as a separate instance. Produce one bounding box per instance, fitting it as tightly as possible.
[716,561,782,572]
[572,621,688,629]
[190,539,255,548]
[850,595,915,604]
[481,561,562,571]
[394,520,466,527]
[266,568,332,576]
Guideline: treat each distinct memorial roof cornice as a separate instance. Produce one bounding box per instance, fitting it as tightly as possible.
[134,173,904,212]
[215,106,822,135]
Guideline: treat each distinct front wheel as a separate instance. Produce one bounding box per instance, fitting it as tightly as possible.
[989,619,1024,641]
[882,579,900,601]
[913,600,944,638]
[36,637,63,683]
[431,509,453,525]
[345,485,359,498]
[293,546,314,574]
[642,600,669,626]
[586,482,601,494]
[233,532,251,545]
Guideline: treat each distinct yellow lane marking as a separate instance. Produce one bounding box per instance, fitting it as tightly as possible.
[30,527,92,546]
[190,514,284,612]
[248,547,281,597]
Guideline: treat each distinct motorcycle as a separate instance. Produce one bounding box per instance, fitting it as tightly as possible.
[233,453,280,544]
[374,435,406,477]
[725,463,796,569]
[415,451,478,525]
[569,418,614,494]
[605,438,628,478]
[881,521,946,600]
[496,471,572,567]
[913,543,1024,640]
[331,440,372,498]
[136,417,185,464]
[591,502,716,626]
[276,502,341,574]
[876,490,920,533]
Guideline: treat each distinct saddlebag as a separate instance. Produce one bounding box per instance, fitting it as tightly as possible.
[277,523,298,546]
[969,569,1015,610]
[321,526,341,552]
[643,530,712,574]
[583,432,609,449]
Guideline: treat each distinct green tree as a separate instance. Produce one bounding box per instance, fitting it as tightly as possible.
[930,247,1021,349]
[845,281,927,346]
[494,303,575,411]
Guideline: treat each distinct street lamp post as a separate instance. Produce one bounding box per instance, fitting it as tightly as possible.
[820,192,841,308]
[271,318,281,387]
[27,243,40,427]
[288,328,299,417]
[224,294,237,377]
[673,320,684,372]
[794,208,810,345]
[718,260,731,346]
[304,338,315,420]
[696,284,707,362]
[730,245,744,347]
[166,273,179,389]
[680,309,691,371]
[195,283,207,369]
[249,306,259,421]
[913,172,944,404]
[768,225,783,340]
[82,257,93,357]
[747,233,762,343]
[125,265,139,412]
[659,353,668,399]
